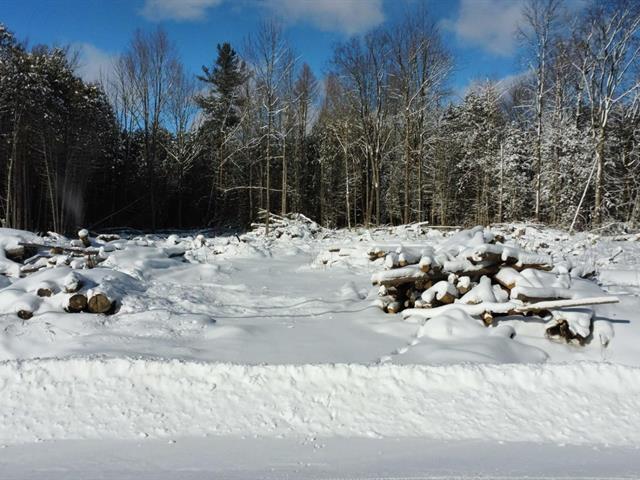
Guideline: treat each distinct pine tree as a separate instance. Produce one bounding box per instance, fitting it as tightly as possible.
[197,43,248,223]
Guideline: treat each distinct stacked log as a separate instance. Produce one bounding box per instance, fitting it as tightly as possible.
[370,227,619,345]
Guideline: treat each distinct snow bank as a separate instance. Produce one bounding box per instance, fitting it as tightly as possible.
[1,357,639,446]
[406,308,548,364]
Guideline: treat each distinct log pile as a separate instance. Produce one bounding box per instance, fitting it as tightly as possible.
[370,226,619,345]
[0,229,127,319]
[14,229,121,277]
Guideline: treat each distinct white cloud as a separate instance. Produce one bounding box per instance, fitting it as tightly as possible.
[73,43,116,84]
[139,0,384,35]
[141,0,223,21]
[445,0,524,56]
[263,0,385,35]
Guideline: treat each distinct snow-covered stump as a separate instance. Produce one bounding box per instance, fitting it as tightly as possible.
[63,272,82,293]
[0,289,41,320]
[78,229,91,248]
[546,308,594,345]
[35,281,56,297]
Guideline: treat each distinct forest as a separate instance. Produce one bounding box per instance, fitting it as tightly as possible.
[1,0,639,234]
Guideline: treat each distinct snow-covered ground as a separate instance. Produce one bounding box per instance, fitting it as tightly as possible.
[1,223,639,478]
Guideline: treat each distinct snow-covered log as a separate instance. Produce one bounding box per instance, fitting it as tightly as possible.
[78,229,91,248]
[87,291,114,314]
[64,293,88,313]
[402,296,620,321]
[421,280,458,306]
[63,272,83,293]
[35,281,56,297]
[546,308,594,344]
[371,265,433,287]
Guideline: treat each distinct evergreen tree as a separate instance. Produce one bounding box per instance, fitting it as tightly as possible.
[197,43,248,223]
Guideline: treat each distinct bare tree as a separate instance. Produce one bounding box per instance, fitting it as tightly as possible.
[519,0,562,221]
[332,29,393,226]
[245,21,293,233]
[390,8,452,224]
[115,27,178,230]
[572,0,640,227]
[164,62,201,227]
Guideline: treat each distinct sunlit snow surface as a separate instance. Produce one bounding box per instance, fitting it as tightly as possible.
[1,224,639,478]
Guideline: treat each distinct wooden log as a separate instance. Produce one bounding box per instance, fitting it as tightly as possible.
[78,229,91,248]
[398,250,422,267]
[462,244,504,264]
[373,295,395,312]
[439,291,457,305]
[87,292,114,314]
[17,310,33,320]
[371,265,433,288]
[20,264,46,275]
[414,279,433,290]
[63,272,82,293]
[514,292,571,303]
[402,296,620,321]
[512,263,554,272]
[482,311,494,326]
[384,252,399,269]
[65,293,88,313]
[456,276,472,295]
[5,246,25,261]
[96,233,121,243]
[418,255,433,273]
[367,247,389,261]
[386,301,402,314]
[36,282,54,297]
[19,242,99,256]
[546,319,590,345]
[515,297,618,313]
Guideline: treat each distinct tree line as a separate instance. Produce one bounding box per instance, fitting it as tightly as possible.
[1,0,639,234]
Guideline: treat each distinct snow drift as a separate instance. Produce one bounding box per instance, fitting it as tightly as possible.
[1,357,639,446]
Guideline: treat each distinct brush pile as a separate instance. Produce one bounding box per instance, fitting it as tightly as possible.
[370,226,619,345]
[247,210,322,240]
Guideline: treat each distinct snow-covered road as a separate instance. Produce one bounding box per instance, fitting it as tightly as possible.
[3,436,640,480]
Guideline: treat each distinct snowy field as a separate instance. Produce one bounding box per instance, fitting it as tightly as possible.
[1,221,640,478]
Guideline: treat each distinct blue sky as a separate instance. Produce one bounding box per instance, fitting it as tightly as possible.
[1,0,528,98]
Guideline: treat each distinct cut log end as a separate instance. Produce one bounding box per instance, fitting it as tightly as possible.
[66,293,88,313]
[37,288,53,297]
[78,229,91,248]
[546,319,590,346]
[87,293,114,314]
[17,310,33,320]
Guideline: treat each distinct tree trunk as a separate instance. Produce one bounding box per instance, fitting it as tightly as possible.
[265,109,272,235]
[5,112,20,228]
[403,109,410,224]
[498,142,504,223]
[345,155,351,228]
[593,126,605,225]
[281,136,287,215]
